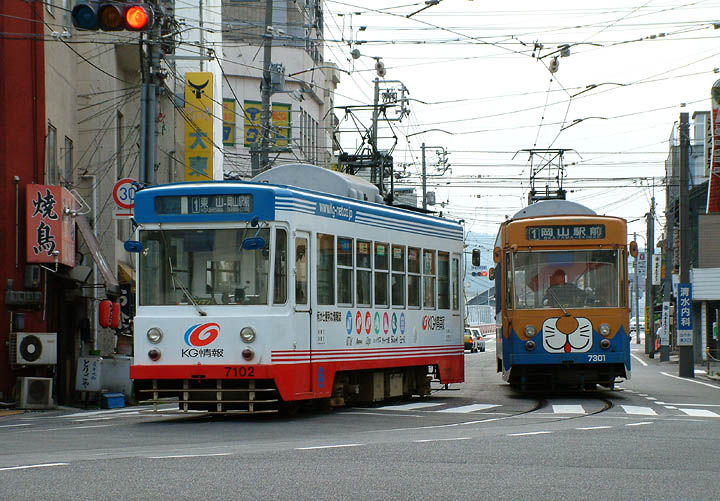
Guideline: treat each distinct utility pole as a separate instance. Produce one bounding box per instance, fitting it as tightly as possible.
[678,112,694,377]
[634,231,640,344]
[646,196,655,355]
[370,78,380,187]
[250,0,274,177]
[139,5,162,186]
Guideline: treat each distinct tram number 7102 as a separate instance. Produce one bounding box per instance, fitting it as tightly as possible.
[587,354,606,363]
[225,366,255,377]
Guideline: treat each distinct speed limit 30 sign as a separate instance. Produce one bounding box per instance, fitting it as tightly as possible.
[113,178,137,219]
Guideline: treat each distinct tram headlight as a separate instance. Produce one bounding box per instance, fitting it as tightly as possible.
[599,323,611,337]
[524,325,537,338]
[147,327,163,344]
[148,348,161,361]
[240,326,256,343]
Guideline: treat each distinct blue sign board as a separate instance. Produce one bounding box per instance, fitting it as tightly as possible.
[677,283,693,346]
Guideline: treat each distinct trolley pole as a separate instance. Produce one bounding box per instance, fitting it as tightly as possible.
[634,231,641,344]
[678,112,694,377]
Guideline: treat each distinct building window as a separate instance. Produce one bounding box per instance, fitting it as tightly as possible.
[63,136,73,186]
[46,124,58,185]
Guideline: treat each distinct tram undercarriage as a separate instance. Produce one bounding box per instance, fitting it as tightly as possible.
[507,363,627,391]
[135,365,435,414]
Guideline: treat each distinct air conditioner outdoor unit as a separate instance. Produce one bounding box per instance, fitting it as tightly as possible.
[17,377,54,410]
[9,332,57,366]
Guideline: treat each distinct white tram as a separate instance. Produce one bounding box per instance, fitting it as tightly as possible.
[129,164,465,413]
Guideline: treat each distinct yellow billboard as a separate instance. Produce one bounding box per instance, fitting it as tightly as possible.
[243,101,291,148]
[184,72,214,181]
[222,99,235,147]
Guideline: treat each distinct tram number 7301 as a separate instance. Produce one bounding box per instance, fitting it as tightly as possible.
[225,366,255,377]
[587,354,606,363]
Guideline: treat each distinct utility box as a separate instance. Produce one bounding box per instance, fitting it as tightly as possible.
[100,392,125,409]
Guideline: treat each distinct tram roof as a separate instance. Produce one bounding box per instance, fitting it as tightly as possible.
[511,200,596,220]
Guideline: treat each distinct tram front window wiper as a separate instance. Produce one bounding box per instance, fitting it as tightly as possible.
[545,288,571,317]
[168,256,207,316]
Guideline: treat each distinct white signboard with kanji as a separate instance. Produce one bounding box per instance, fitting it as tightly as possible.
[677,283,693,346]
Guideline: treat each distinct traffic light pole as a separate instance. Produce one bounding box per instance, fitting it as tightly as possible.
[139,20,161,185]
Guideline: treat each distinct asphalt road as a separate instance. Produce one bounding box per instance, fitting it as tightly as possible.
[2,339,719,500]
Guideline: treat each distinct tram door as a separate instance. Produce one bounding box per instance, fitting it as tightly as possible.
[293,232,312,394]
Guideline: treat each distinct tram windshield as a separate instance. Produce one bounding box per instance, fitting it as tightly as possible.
[512,249,619,309]
[138,228,270,306]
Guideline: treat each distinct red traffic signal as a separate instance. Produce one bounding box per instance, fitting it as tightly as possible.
[71,1,155,31]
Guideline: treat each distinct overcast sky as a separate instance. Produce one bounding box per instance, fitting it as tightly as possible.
[323,0,720,243]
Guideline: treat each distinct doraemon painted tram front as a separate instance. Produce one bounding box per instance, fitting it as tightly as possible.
[129,164,465,413]
[491,200,633,390]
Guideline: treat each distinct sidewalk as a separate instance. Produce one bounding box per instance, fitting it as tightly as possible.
[632,332,720,382]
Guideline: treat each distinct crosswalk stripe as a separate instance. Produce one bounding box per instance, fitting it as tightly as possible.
[376,402,444,411]
[437,404,500,414]
[552,405,585,414]
[678,408,720,418]
[621,405,657,416]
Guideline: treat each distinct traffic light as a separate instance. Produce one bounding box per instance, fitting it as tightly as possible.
[71,1,155,31]
[471,248,480,267]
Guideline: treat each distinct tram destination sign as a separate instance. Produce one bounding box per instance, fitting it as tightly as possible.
[526,224,606,241]
[155,194,253,215]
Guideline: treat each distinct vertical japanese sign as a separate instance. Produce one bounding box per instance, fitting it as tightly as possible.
[75,356,101,391]
[222,99,236,147]
[660,301,670,346]
[184,72,214,181]
[676,283,693,346]
[243,100,291,147]
[26,185,75,266]
[637,251,646,276]
[651,254,662,286]
[707,79,720,213]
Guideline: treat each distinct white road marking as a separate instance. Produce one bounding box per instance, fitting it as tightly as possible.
[645,397,657,400]
[552,405,585,414]
[665,406,677,409]
[576,426,612,430]
[0,463,68,472]
[621,405,657,416]
[148,453,232,459]
[0,424,32,428]
[631,353,648,366]
[375,402,444,411]
[19,424,114,433]
[625,422,653,427]
[661,372,720,389]
[656,402,720,408]
[678,408,720,418]
[508,431,552,436]
[414,437,472,443]
[437,404,500,413]
[296,444,363,450]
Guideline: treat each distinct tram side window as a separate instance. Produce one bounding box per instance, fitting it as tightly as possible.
[317,233,334,305]
[356,240,372,306]
[375,242,389,307]
[408,246,421,308]
[438,251,450,309]
[273,228,287,304]
[505,252,513,310]
[295,238,308,305]
[423,249,436,309]
[452,256,460,311]
[337,237,353,305]
[391,245,405,307]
